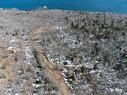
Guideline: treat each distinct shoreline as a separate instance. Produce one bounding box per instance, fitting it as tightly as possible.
[0,7,127,16]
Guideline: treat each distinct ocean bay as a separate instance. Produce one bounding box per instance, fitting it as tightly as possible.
[0,0,127,14]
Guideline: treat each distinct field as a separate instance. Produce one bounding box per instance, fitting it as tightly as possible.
[0,9,126,95]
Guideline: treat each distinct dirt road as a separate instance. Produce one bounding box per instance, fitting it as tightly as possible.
[28,26,71,95]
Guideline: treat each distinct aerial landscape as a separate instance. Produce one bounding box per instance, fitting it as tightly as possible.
[0,0,127,95]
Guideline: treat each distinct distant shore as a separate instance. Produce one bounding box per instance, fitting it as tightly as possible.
[0,8,126,17]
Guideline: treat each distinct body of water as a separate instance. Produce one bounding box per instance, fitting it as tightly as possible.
[0,0,127,14]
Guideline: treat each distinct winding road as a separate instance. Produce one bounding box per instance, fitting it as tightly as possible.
[28,26,71,95]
